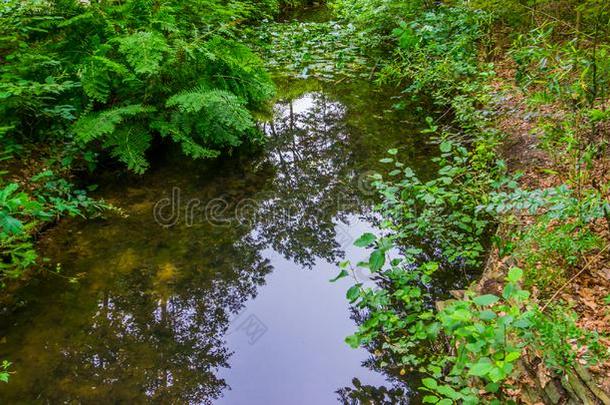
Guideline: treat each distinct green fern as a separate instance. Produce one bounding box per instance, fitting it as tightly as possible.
[73,104,155,143]
[2,0,276,174]
[80,56,130,103]
[103,125,152,174]
[166,87,254,147]
[152,119,220,159]
[204,37,276,108]
[57,11,97,28]
[151,5,179,33]
[116,32,169,75]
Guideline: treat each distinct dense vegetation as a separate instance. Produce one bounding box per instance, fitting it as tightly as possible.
[2,0,610,402]
[0,0,294,281]
[327,0,610,402]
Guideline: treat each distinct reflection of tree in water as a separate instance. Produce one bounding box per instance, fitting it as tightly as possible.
[255,92,366,266]
[336,377,409,405]
[0,83,408,403]
[335,240,481,403]
[0,169,273,403]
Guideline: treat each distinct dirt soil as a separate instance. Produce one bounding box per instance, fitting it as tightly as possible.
[483,63,610,402]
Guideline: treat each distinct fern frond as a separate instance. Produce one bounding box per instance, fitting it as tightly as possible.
[58,11,96,28]
[152,120,220,159]
[116,31,169,75]
[204,37,275,107]
[166,87,254,147]
[73,104,155,143]
[166,87,252,131]
[166,85,211,113]
[103,124,152,174]
[151,6,178,33]
[80,56,130,103]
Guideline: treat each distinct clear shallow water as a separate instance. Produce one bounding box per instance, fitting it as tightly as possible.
[0,78,434,403]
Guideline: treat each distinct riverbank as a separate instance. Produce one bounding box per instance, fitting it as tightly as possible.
[477,65,610,402]
[2,1,609,402]
[0,143,116,298]
[0,69,426,401]
[332,0,610,402]
[0,0,283,292]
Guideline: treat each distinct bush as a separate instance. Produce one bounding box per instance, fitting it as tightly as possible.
[0,0,276,173]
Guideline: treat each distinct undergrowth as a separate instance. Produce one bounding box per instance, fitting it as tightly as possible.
[332,0,610,402]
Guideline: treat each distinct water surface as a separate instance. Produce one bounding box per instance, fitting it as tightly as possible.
[0,78,434,403]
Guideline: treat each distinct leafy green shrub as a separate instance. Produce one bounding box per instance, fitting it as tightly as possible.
[0,360,10,383]
[527,304,607,371]
[0,172,111,282]
[0,0,276,173]
[383,7,490,98]
[330,0,428,46]
[483,185,608,292]
[339,203,606,404]
[335,0,610,402]
[511,23,610,163]
[373,142,501,266]
[339,165,607,401]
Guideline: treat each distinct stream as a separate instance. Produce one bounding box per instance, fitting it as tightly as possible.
[0,12,441,404]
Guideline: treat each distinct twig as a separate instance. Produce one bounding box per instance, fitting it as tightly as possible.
[368,62,378,81]
[334,76,348,85]
[518,4,596,41]
[540,244,609,312]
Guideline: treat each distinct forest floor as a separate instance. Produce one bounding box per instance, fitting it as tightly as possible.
[482,63,610,401]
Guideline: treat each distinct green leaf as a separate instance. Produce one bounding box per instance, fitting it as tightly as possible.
[478,310,497,321]
[468,360,494,377]
[440,141,452,153]
[504,351,521,362]
[488,367,506,383]
[485,382,500,393]
[422,261,439,274]
[436,385,460,400]
[369,249,385,272]
[502,283,517,300]
[345,334,360,348]
[422,378,438,390]
[473,294,499,306]
[513,317,532,328]
[354,232,376,247]
[422,395,439,403]
[507,267,523,283]
[450,308,472,322]
[330,269,349,282]
[387,148,398,155]
[346,284,361,302]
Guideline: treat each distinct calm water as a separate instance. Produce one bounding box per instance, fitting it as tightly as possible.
[0,78,435,403]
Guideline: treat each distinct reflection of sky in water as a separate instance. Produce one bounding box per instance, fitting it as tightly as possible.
[218,215,385,404]
[0,80,423,404]
[287,93,318,115]
[218,93,387,403]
